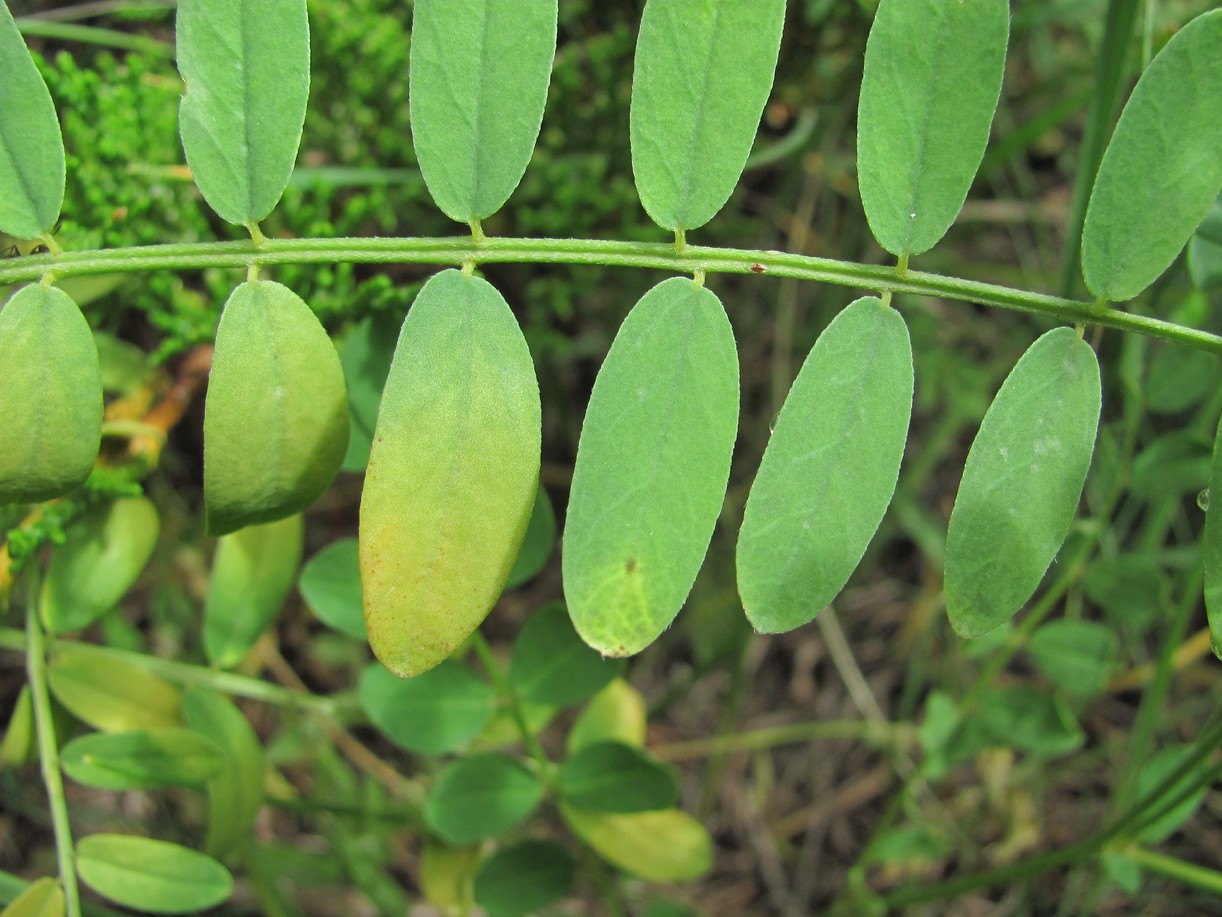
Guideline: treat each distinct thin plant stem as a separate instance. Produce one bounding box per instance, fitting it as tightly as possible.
[0,626,350,717]
[2,236,1219,352]
[652,719,912,762]
[469,631,551,777]
[1124,846,1222,894]
[24,569,83,917]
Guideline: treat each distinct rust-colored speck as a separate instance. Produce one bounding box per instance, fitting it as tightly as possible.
[750,263,766,274]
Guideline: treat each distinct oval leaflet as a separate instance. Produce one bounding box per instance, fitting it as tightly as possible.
[0,285,102,504]
[944,328,1101,637]
[360,269,541,677]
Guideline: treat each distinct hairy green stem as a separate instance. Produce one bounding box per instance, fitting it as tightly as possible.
[24,571,83,917]
[2,236,1218,352]
[0,626,351,717]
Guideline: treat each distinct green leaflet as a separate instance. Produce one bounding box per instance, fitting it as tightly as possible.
[0,285,101,504]
[176,0,310,225]
[75,835,233,915]
[182,688,266,862]
[360,270,540,677]
[358,660,496,756]
[857,0,1010,257]
[1081,10,1222,302]
[204,514,303,668]
[0,3,64,240]
[60,728,225,790]
[630,0,785,232]
[47,647,181,733]
[409,0,557,224]
[737,297,913,633]
[424,753,543,846]
[298,537,366,640]
[945,328,1101,638]
[563,277,739,656]
[41,497,160,635]
[1203,413,1222,658]
[557,741,679,813]
[203,280,348,536]
[473,841,575,917]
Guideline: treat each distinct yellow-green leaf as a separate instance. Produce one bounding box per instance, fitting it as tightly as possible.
[47,647,181,733]
[560,805,712,882]
[360,270,540,677]
[0,877,63,917]
[76,834,233,915]
[0,285,102,504]
[204,280,347,536]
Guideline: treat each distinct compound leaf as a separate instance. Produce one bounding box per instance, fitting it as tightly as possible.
[409,0,557,224]
[630,0,785,232]
[1082,9,1222,301]
[737,296,912,633]
[945,328,1101,637]
[563,277,738,656]
[857,0,1010,256]
[204,280,348,536]
[76,834,233,915]
[361,270,540,677]
[0,285,102,504]
[176,0,310,225]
